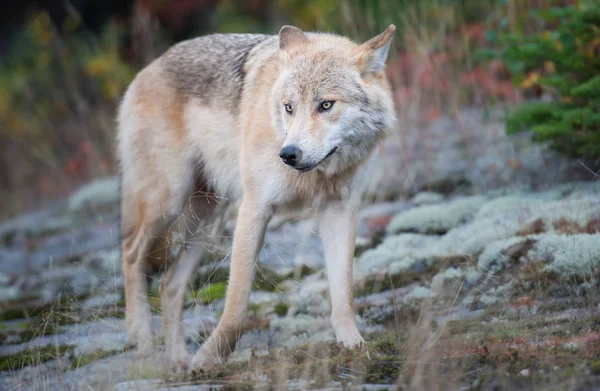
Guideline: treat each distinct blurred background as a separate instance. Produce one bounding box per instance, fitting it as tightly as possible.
[1,0,597,218]
[2,1,600,390]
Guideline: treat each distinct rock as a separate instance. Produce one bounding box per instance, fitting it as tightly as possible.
[387,196,485,235]
[68,176,120,213]
[68,268,100,297]
[0,285,19,304]
[519,369,530,377]
[82,293,121,312]
[287,379,310,391]
[113,380,163,391]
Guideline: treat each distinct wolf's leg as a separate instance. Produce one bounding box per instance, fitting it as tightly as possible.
[319,202,364,347]
[190,198,270,368]
[122,214,164,356]
[160,195,221,372]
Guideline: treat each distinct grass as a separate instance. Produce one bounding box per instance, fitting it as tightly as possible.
[180,334,403,388]
[0,345,73,372]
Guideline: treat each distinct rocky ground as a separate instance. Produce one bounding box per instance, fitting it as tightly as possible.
[1,110,600,390]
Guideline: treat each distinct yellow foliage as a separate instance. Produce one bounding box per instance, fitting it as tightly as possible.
[521,72,539,88]
[85,55,115,77]
[544,61,555,73]
[553,40,563,51]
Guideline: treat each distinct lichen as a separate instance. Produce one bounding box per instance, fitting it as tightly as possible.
[358,234,443,276]
[404,286,434,302]
[68,176,120,212]
[387,195,485,235]
[529,233,600,277]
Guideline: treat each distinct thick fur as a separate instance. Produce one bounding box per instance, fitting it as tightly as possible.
[117,25,396,372]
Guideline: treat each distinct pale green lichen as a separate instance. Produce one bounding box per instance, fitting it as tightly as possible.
[439,216,523,255]
[387,196,485,235]
[68,176,120,212]
[474,195,549,220]
[529,233,600,277]
[404,286,435,302]
[520,195,600,230]
[357,234,444,276]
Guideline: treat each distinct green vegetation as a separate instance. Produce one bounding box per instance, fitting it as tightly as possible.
[485,1,600,157]
[70,347,131,370]
[273,302,290,317]
[191,282,227,305]
[0,345,73,372]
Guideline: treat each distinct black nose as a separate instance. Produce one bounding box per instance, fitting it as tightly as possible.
[279,145,303,167]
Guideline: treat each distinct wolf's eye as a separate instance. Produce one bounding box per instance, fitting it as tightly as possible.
[320,101,335,112]
[284,103,293,114]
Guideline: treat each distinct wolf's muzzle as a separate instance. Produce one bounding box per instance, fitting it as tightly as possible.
[280,145,303,167]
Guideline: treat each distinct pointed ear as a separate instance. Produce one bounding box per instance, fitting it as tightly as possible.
[279,25,310,53]
[355,24,396,74]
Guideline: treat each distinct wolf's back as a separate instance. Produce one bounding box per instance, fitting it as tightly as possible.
[160,34,273,112]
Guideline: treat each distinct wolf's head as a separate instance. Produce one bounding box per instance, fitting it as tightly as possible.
[270,25,396,175]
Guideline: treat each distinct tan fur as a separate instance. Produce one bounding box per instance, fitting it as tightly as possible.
[118,25,396,372]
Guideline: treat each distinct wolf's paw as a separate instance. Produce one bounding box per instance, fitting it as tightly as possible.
[337,330,365,348]
[168,351,191,374]
[134,338,154,358]
[189,345,223,371]
[333,317,364,348]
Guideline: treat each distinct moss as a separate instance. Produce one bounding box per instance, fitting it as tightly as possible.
[0,308,27,322]
[0,320,30,331]
[0,345,73,372]
[273,302,289,317]
[191,282,227,305]
[253,266,286,292]
[70,347,131,370]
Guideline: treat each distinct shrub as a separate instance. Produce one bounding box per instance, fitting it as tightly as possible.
[487,1,600,158]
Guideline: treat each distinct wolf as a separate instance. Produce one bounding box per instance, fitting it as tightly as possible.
[117,24,396,371]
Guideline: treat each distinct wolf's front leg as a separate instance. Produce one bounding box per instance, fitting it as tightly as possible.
[190,199,270,368]
[319,202,364,347]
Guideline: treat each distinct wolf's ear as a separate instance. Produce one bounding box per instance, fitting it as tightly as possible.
[355,24,396,74]
[279,25,310,54]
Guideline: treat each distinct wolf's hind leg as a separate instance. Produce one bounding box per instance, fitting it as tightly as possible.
[161,195,222,372]
[122,220,160,356]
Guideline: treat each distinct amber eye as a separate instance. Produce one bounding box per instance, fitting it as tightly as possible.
[284,103,293,114]
[320,101,334,111]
